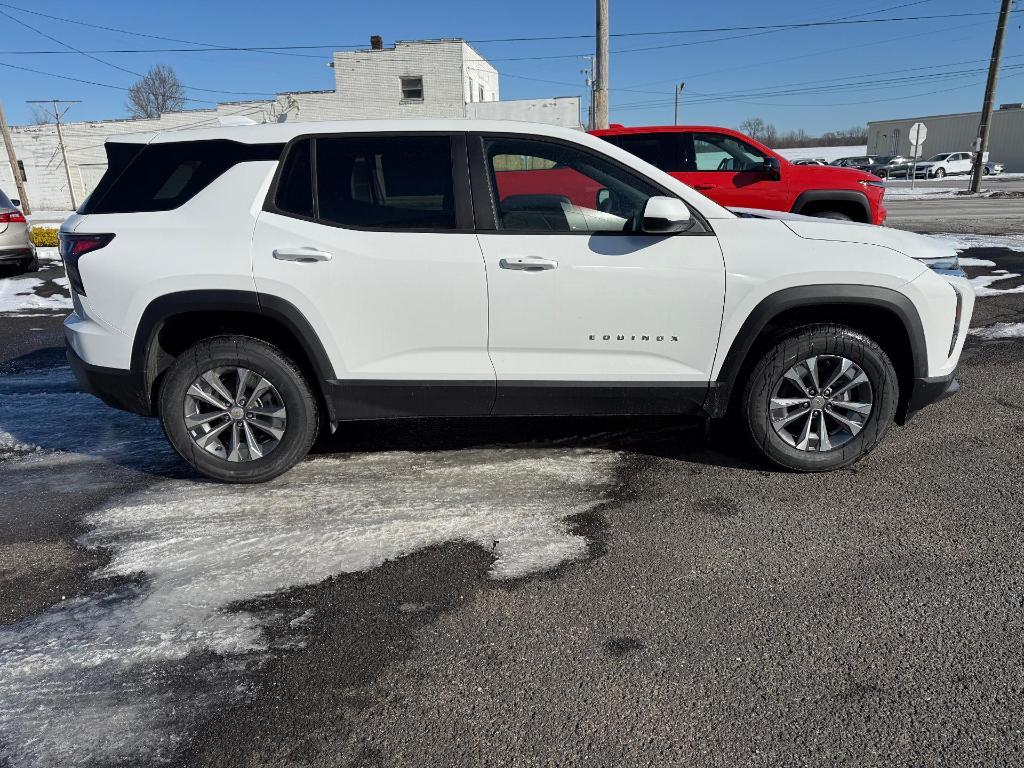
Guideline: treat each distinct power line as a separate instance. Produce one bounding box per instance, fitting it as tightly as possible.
[0,7,278,98]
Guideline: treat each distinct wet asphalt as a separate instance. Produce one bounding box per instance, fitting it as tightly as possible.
[1,239,1023,766]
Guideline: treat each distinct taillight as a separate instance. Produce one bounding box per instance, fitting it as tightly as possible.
[58,232,115,296]
[0,210,26,223]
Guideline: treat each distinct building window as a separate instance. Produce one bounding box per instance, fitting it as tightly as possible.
[400,76,424,101]
[479,84,486,103]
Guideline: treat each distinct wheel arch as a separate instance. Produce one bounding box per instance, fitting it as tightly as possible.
[791,190,872,223]
[132,290,337,422]
[705,285,927,424]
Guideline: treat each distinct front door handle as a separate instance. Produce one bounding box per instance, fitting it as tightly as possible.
[499,256,558,271]
[693,184,717,191]
[273,247,333,262]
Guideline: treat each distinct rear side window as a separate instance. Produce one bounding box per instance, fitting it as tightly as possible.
[81,140,283,214]
[274,139,313,218]
[313,135,456,230]
[602,133,695,172]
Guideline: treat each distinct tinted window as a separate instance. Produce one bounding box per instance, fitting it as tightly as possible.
[81,140,282,214]
[274,139,313,217]
[484,136,663,233]
[603,133,694,172]
[0,188,14,210]
[691,132,769,172]
[314,135,455,229]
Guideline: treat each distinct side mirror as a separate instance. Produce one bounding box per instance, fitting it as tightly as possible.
[11,198,20,208]
[761,157,781,180]
[641,196,692,234]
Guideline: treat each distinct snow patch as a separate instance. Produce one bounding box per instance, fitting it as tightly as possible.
[0,364,623,768]
[927,233,1024,253]
[0,275,71,315]
[969,269,1024,297]
[970,322,1024,340]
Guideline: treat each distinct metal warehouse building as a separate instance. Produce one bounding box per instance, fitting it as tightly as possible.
[867,104,1024,171]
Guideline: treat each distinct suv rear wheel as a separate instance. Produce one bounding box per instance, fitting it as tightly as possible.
[741,324,899,472]
[158,336,319,483]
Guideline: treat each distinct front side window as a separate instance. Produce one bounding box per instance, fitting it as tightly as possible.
[691,132,770,173]
[484,136,663,233]
[401,76,424,101]
[315,135,456,230]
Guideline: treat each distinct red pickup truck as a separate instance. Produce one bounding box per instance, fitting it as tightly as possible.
[591,125,886,225]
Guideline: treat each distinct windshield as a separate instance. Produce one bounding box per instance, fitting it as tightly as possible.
[926,153,951,161]
[875,156,894,164]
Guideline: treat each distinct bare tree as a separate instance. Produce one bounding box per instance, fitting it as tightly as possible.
[126,64,186,119]
[29,104,54,125]
[739,117,778,146]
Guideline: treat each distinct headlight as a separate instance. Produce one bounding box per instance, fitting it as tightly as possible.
[858,179,885,189]
[915,254,965,278]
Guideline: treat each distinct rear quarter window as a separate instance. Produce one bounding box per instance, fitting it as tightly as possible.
[80,140,283,214]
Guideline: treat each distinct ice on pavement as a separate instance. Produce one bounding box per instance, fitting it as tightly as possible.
[0,364,622,768]
[970,322,1024,340]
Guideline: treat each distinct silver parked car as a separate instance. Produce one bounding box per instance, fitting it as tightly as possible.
[0,189,36,273]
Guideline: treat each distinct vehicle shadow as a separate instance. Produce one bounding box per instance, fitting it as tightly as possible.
[0,346,761,478]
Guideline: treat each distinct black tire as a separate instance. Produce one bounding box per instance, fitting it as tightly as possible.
[983,166,991,176]
[934,167,946,178]
[815,211,853,221]
[22,254,39,273]
[741,324,899,472]
[158,336,319,483]
[875,170,888,179]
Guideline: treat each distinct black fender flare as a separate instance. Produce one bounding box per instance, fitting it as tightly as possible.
[790,189,872,222]
[131,289,337,419]
[703,284,928,418]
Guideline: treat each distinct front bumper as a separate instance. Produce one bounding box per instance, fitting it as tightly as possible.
[66,342,151,416]
[902,370,960,423]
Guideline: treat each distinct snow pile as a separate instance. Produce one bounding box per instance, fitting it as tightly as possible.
[0,363,623,768]
[774,145,866,163]
[970,322,1024,340]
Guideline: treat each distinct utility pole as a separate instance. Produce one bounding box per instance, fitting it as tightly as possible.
[594,0,609,129]
[970,0,1013,194]
[674,82,685,126]
[27,99,80,210]
[0,99,30,214]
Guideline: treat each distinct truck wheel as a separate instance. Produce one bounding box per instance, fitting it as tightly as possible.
[741,324,899,472]
[158,336,319,483]
[815,211,853,221]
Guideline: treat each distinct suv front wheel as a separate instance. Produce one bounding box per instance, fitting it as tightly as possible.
[158,336,320,483]
[741,324,899,472]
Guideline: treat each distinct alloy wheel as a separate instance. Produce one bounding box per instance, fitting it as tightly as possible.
[183,367,287,461]
[769,355,873,452]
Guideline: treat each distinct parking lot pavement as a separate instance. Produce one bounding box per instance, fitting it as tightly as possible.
[1,237,1024,766]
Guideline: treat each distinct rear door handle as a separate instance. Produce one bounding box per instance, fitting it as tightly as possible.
[499,256,558,271]
[273,247,333,262]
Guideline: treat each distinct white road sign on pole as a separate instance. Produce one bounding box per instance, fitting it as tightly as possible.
[908,122,927,189]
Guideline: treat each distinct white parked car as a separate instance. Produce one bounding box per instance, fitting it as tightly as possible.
[913,151,974,178]
[61,120,973,482]
[984,160,1005,175]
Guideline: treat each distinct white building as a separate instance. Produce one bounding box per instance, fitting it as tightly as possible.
[866,104,1024,171]
[1,38,581,211]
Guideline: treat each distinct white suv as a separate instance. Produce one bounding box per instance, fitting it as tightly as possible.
[61,120,973,482]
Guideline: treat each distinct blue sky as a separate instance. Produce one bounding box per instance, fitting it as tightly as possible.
[2,0,1020,134]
